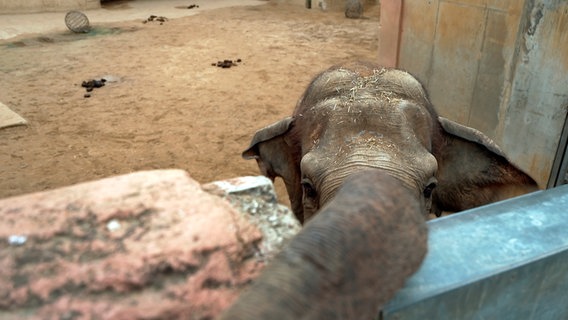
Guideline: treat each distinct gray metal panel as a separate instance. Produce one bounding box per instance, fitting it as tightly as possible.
[383,185,568,320]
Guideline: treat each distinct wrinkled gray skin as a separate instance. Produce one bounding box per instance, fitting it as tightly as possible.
[243,61,538,223]
[220,170,427,319]
[223,61,539,319]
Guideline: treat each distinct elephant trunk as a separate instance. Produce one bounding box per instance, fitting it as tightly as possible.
[218,169,428,320]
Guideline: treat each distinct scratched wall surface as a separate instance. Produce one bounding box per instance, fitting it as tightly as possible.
[398,0,568,187]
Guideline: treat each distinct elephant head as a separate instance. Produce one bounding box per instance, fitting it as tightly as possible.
[219,170,428,319]
[243,61,538,223]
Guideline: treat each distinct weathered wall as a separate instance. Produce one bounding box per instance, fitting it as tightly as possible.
[396,0,568,187]
[0,170,300,319]
[0,0,99,14]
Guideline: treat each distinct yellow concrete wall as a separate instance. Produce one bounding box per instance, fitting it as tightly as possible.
[0,0,100,14]
[397,0,568,187]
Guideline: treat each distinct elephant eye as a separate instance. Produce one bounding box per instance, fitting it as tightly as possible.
[423,180,437,198]
[302,178,318,200]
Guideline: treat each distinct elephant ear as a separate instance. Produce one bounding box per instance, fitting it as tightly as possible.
[433,117,539,214]
[242,117,304,221]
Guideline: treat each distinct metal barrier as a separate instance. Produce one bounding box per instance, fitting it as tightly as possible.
[383,184,568,320]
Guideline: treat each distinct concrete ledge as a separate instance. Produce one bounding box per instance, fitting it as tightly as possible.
[204,176,301,260]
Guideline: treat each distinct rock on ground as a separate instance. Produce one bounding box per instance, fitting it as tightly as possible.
[0,170,300,319]
[345,0,363,18]
[203,176,300,261]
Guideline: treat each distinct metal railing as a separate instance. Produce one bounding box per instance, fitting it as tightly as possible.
[383,184,568,320]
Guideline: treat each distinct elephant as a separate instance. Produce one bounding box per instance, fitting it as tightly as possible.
[219,170,428,319]
[242,61,538,223]
[219,61,539,318]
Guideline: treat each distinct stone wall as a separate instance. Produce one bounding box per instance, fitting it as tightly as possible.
[0,170,300,319]
[0,0,99,14]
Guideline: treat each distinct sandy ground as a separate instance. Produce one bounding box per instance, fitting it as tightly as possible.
[0,0,266,39]
[0,0,380,206]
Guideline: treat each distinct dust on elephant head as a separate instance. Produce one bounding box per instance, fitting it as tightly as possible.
[243,61,538,223]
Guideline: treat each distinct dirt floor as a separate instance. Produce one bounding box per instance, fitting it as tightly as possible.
[0,0,380,206]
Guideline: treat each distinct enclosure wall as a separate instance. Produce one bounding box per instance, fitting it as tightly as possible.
[389,0,568,187]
